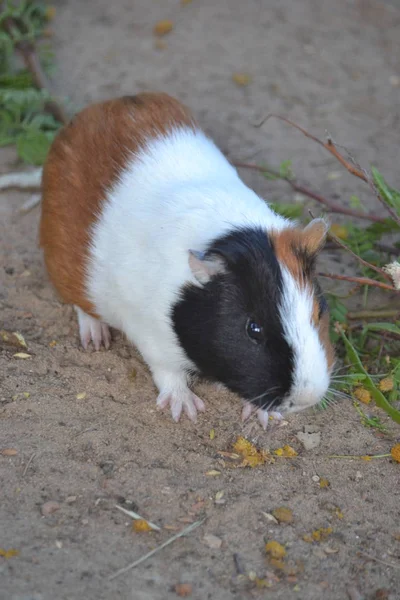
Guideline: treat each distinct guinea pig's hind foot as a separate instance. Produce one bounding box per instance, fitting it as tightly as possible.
[156,388,206,423]
[75,306,111,351]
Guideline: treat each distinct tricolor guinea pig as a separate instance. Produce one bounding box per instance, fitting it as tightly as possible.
[40,93,335,428]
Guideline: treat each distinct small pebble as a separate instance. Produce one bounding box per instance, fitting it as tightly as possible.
[312,475,320,483]
[203,533,222,549]
[174,583,192,597]
[41,501,60,516]
[389,75,400,87]
[65,495,77,504]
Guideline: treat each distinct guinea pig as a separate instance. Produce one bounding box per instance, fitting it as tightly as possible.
[40,92,335,428]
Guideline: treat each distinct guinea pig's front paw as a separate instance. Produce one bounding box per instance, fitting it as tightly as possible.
[156,388,206,423]
[241,401,283,430]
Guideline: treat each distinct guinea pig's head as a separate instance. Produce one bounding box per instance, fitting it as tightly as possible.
[172,219,335,418]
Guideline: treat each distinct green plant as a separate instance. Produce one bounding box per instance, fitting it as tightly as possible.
[0,1,63,164]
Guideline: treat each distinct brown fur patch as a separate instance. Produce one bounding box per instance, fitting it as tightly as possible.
[270,228,311,288]
[319,312,336,371]
[270,227,335,369]
[40,93,196,317]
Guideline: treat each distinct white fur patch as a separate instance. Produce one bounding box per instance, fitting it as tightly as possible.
[278,266,330,412]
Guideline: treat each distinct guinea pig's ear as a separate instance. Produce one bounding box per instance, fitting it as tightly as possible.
[302,218,329,255]
[189,250,226,284]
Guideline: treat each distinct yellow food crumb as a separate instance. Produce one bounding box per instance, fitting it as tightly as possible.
[0,548,19,559]
[49,340,57,347]
[391,444,400,463]
[303,527,333,543]
[361,455,372,461]
[353,387,371,404]
[274,445,298,457]
[272,507,293,523]
[330,224,348,239]
[232,73,251,87]
[379,377,394,392]
[319,478,330,488]
[153,20,174,36]
[45,6,56,20]
[265,540,286,559]
[209,429,215,440]
[233,436,270,467]
[133,519,152,533]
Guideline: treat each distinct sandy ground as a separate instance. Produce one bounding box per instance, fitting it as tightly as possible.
[1,1,400,599]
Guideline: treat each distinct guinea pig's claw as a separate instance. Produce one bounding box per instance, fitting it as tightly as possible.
[76,306,111,351]
[156,390,205,423]
[241,402,254,422]
[257,408,270,430]
[270,411,283,421]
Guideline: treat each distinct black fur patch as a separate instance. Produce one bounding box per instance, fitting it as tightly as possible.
[172,227,294,410]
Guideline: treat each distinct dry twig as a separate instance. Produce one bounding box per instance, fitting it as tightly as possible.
[234,162,385,224]
[318,272,397,292]
[255,113,400,226]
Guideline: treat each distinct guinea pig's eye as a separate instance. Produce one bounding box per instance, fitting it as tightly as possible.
[246,319,264,344]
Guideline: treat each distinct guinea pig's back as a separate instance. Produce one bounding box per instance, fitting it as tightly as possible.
[40,93,196,316]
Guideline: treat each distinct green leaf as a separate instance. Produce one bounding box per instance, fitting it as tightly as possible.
[349,195,362,209]
[362,322,400,336]
[341,331,400,424]
[16,128,52,165]
[371,166,400,213]
[279,159,294,180]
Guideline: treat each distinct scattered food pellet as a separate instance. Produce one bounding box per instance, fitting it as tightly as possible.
[379,377,394,392]
[153,20,174,36]
[273,445,298,457]
[319,478,330,489]
[45,6,56,20]
[303,527,333,543]
[327,171,342,180]
[203,533,222,549]
[272,507,293,524]
[209,428,215,440]
[353,387,371,404]
[265,540,286,559]
[233,437,272,467]
[13,352,31,359]
[41,501,61,516]
[205,469,221,476]
[76,392,86,400]
[232,73,251,87]
[174,583,192,597]
[0,548,19,559]
[215,491,224,501]
[1,448,18,456]
[133,519,153,533]
[390,444,400,463]
[330,224,348,239]
[49,340,57,347]
[0,330,27,348]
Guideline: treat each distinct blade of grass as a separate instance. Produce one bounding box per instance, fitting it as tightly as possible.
[341,331,400,424]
